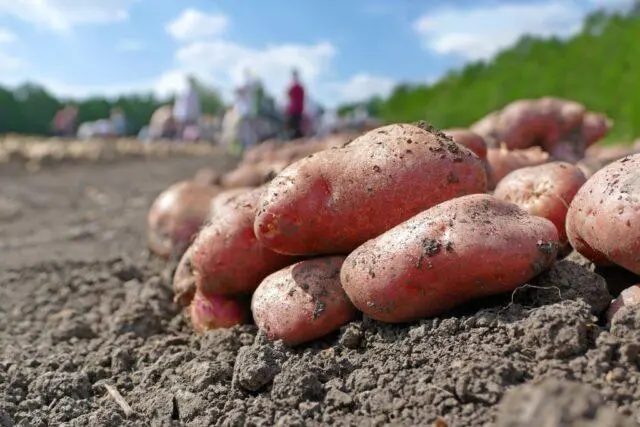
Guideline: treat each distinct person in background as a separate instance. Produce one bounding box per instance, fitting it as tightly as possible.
[234,69,258,150]
[286,68,305,139]
[52,104,78,137]
[149,103,177,140]
[173,76,201,140]
[110,107,127,137]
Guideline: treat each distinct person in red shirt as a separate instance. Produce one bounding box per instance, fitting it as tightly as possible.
[286,69,305,139]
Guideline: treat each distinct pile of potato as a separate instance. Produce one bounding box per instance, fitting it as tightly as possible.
[147,98,640,346]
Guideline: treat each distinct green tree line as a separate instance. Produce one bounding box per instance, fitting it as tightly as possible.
[0,77,224,136]
[343,4,640,142]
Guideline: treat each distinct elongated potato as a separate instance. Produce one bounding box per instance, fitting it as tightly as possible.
[341,194,559,323]
[254,123,488,256]
[191,187,297,295]
[566,154,640,272]
[494,162,586,243]
[251,256,358,345]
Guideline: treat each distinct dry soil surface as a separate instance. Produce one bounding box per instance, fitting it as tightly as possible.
[1,155,640,427]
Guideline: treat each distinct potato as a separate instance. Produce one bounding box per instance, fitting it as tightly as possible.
[582,112,612,147]
[341,194,559,323]
[191,187,297,295]
[251,256,358,345]
[193,167,221,186]
[566,154,640,272]
[443,128,487,158]
[493,162,586,243]
[221,161,289,188]
[486,145,550,189]
[147,180,220,259]
[255,123,488,256]
[209,187,254,218]
[173,246,196,307]
[189,289,248,332]
[606,284,640,324]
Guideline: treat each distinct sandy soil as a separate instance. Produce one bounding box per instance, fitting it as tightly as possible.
[1,154,640,427]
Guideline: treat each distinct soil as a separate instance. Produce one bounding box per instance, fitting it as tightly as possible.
[2,154,640,427]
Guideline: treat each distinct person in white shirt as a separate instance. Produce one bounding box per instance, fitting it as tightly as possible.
[173,76,201,140]
[235,69,258,150]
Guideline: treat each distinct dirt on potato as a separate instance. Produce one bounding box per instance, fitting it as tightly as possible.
[1,153,640,427]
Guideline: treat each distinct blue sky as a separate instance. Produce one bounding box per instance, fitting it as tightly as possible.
[0,0,632,107]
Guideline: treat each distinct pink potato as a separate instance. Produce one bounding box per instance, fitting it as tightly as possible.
[193,167,221,186]
[254,123,488,256]
[493,162,586,243]
[341,194,559,323]
[486,145,550,189]
[251,256,358,345]
[443,128,488,159]
[209,187,254,218]
[220,161,290,188]
[606,285,640,323]
[147,180,220,260]
[191,187,297,295]
[566,154,640,272]
[189,289,248,332]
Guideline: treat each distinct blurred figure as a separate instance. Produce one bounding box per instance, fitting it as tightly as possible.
[52,104,78,137]
[235,69,258,150]
[149,103,178,140]
[286,68,305,139]
[173,76,201,139]
[110,107,127,137]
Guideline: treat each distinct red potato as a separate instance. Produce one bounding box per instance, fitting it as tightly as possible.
[220,161,289,188]
[173,246,197,307]
[189,289,248,332]
[193,167,221,186]
[486,145,550,189]
[341,194,559,323]
[255,123,488,256]
[209,187,254,218]
[566,154,640,272]
[443,128,488,158]
[606,285,640,323]
[493,162,586,243]
[191,187,297,295]
[147,181,220,259]
[251,256,358,345]
[470,110,501,147]
[582,112,613,147]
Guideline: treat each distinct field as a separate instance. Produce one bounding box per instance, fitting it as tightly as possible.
[1,137,640,427]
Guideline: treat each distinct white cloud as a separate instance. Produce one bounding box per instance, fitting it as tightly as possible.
[0,0,139,33]
[116,38,146,52]
[413,2,587,61]
[0,27,16,44]
[325,73,396,104]
[164,39,337,103]
[166,9,229,42]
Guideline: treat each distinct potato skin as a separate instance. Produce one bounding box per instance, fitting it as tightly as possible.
[173,245,196,307]
[341,194,559,323]
[566,154,640,272]
[189,289,248,332]
[254,123,488,256]
[443,128,487,159]
[486,146,549,189]
[251,256,358,345]
[494,162,586,243]
[147,180,220,260]
[191,187,297,295]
